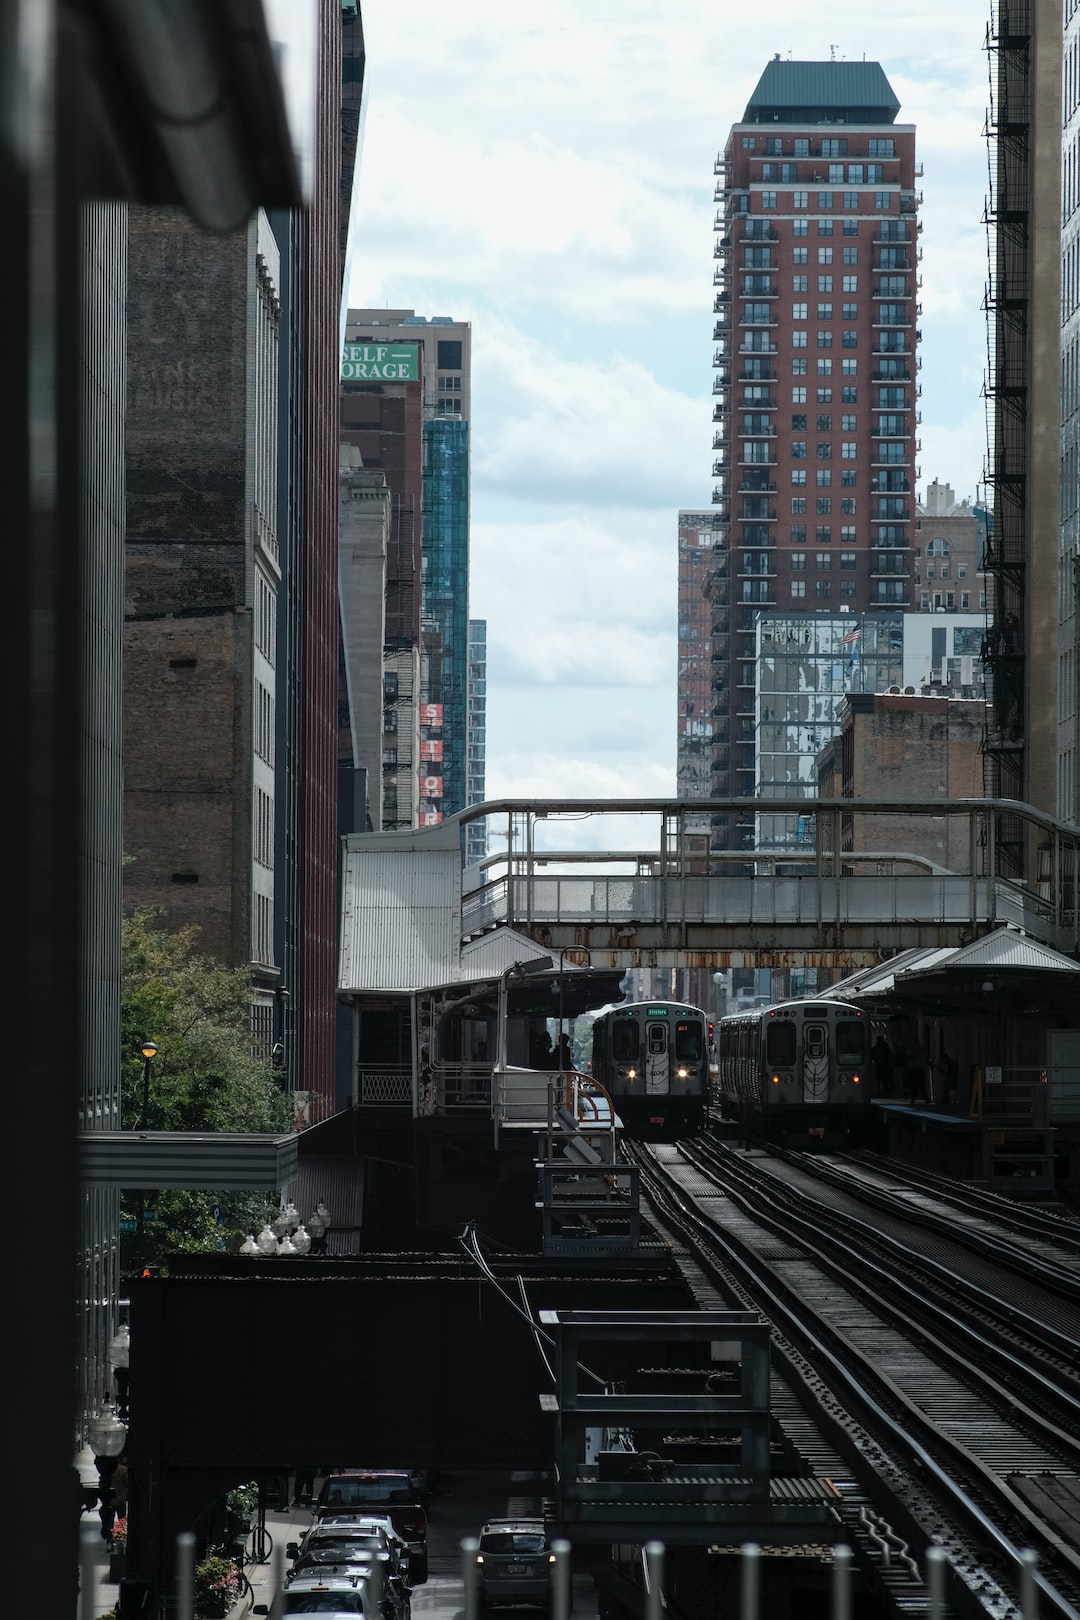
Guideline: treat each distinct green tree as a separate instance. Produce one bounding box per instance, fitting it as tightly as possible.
[121,909,292,1265]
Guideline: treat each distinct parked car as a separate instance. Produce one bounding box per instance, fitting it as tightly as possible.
[314,1473,428,1584]
[474,1518,557,1608]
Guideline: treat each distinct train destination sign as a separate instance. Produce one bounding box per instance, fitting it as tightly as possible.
[341,343,419,381]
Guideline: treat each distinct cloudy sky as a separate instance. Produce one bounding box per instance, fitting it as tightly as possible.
[348,1,991,840]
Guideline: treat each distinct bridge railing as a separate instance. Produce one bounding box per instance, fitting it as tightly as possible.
[450,797,1080,953]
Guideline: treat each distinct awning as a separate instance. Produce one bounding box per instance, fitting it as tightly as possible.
[80,1131,298,1190]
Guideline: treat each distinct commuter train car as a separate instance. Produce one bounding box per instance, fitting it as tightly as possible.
[590,1001,711,1140]
[715,999,874,1144]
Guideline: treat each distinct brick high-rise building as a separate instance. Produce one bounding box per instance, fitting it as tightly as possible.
[711,59,920,847]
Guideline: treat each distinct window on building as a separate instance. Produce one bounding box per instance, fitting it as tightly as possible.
[793,246,808,263]
[841,441,857,460]
[818,330,833,348]
[843,191,859,209]
[793,274,808,292]
[841,414,857,431]
[874,191,891,210]
[794,138,810,156]
[791,497,807,513]
[842,303,858,320]
[841,498,856,515]
[817,303,833,319]
[791,440,807,458]
[791,386,807,403]
[817,441,832,459]
[791,524,807,542]
[791,469,807,485]
[792,330,808,347]
[818,220,834,236]
[827,163,844,184]
[843,246,858,264]
[792,302,808,319]
[841,524,856,541]
[790,551,807,569]
[842,330,858,348]
[818,191,833,209]
[868,138,895,158]
[437,339,463,369]
[840,580,857,598]
[842,359,857,375]
[816,579,832,598]
[941,564,950,579]
[817,358,832,375]
[842,386,857,404]
[791,579,807,598]
[847,164,864,184]
[793,219,808,236]
[816,387,832,404]
[958,563,967,578]
[761,191,777,208]
[793,190,808,209]
[818,274,833,292]
[791,413,807,430]
[840,551,857,570]
[817,497,832,514]
[742,136,756,149]
[816,470,832,486]
[877,414,906,436]
[816,549,832,565]
[841,470,857,487]
[816,414,832,431]
[818,248,833,265]
[961,591,970,609]
[821,138,848,157]
[842,276,858,294]
[792,357,808,373]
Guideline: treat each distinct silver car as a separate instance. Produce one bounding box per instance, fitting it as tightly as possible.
[474,1519,556,1608]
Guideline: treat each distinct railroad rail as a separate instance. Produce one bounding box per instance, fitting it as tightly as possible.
[629,1139,1080,1620]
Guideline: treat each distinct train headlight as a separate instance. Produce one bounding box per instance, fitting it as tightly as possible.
[771,1073,781,1085]
[676,1067,689,1079]
[851,1073,860,1084]
[627,1067,637,1079]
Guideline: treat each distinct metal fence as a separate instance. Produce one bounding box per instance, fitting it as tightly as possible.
[80,1529,1050,1620]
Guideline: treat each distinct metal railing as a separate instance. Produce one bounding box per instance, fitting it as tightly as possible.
[448,796,1080,957]
[79,1525,1060,1620]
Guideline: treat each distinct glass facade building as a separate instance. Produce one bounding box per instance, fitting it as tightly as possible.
[466,618,488,865]
[422,416,470,818]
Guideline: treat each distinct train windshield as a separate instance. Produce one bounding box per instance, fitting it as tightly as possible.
[765,1022,797,1066]
[674,1022,703,1062]
[836,1020,866,1064]
[611,1020,639,1062]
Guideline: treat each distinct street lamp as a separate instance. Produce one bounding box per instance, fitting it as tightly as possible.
[306,1201,330,1254]
[88,1402,128,1543]
[108,1322,130,1422]
[138,1041,158,1129]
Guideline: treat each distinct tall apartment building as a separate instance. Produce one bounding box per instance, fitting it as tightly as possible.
[1062,2,1080,822]
[677,510,716,812]
[711,59,920,847]
[346,309,473,824]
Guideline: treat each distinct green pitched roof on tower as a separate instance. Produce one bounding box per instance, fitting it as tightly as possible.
[744,59,901,124]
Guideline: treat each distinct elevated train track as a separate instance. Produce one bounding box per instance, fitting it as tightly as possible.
[629,1138,1080,1620]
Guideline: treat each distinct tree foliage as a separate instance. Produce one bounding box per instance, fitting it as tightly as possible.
[120,909,292,1262]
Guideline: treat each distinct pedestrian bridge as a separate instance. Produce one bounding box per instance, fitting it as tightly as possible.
[339,796,1080,983]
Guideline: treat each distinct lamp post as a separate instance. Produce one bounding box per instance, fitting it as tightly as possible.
[138,1040,158,1129]
[88,1402,128,1543]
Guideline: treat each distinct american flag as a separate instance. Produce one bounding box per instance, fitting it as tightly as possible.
[839,626,861,646]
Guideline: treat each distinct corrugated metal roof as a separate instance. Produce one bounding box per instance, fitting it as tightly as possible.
[79,1132,298,1189]
[461,926,561,976]
[745,59,900,121]
[908,927,1080,976]
[340,836,462,991]
[823,946,944,1000]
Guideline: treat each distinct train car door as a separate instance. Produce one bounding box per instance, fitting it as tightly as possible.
[802,1018,830,1103]
[644,1016,670,1095]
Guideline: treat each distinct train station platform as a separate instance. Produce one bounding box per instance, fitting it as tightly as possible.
[871,1099,1056,1196]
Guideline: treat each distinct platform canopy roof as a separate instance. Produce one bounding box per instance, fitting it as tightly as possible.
[823,927,1080,1015]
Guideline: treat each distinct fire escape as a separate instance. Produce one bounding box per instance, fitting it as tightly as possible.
[981,0,1030,854]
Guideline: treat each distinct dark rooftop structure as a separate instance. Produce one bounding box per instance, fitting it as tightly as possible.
[744,58,901,123]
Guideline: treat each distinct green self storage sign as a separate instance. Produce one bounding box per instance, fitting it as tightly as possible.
[341,343,419,381]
